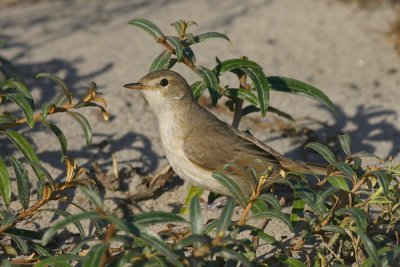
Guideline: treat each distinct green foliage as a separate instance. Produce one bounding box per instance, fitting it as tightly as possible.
[35,190,296,266]
[207,133,400,265]
[128,18,335,119]
[0,73,108,264]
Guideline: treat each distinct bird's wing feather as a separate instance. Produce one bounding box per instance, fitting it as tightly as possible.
[182,113,280,172]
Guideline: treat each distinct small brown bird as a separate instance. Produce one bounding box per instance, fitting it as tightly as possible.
[124,70,326,196]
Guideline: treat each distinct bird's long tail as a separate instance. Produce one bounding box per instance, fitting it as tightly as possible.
[279,157,327,176]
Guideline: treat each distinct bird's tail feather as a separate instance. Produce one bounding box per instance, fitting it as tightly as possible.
[279,158,327,176]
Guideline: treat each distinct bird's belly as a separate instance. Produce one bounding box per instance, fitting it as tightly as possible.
[164,146,230,195]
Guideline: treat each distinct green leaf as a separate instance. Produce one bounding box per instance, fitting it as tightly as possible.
[107,214,136,234]
[251,198,268,214]
[5,227,42,239]
[288,180,318,211]
[79,186,103,209]
[22,159,54,185]
[40,102,55,120]
[305,142,337,165]
[353,157,362,170]
[258,193,281,212]
[362,247,398,267]
[36,73,72,105]
[212,172,247,207]
[336,207,368,232]
[195,66,220,105]
[67,111,92,145]
[69,238,98,255]
[216,198,235,236]
[250,227,278,245]
[381,246,400,266]
[3,130,45,182]
[243,67,270,116]
[39,208,85,239]
[3,93,35,128]
[339,133,352,156]
[35,253,83,267]
[216,59,270,115]
[179,185,203,215]
[290,198,305,223]
[351,151,383,161]
[202,220,218,235]
[149,50,173,72]
[42,211,102,245]
[72,102,108,121]
[277,254,307,267]
[191,32,230,44]
[241,105,260,117]
[267,106,295,121]
[1,79,32,99]
[327,176,351,192]
[217,58,261,73]
[183,47,196,65]
[82,243,106,267]
[251,210,293,232]
[0,156,11,207]
[165,36,183,61]
[357,230,381,266]
[225,88,259,106]
[174,234,209,249]
[189,195,203,235]
[190,81,207,99]
[335,162,356,179]
[6,233,28,255]
[0,113,16,126]
[52,93,68,107]
[373,170,389,195]
[9,156,30,209]
[315,186,338,207]
[0,210,17,227]
[30,242,51,256]
[217,248,252,267]
[133,211,185,226]
[41,121,67,157]
[267,76,335,113]
[136,226,183,267]
[0,260,12,267]
[128,18,164,40]
[320,225,346,235]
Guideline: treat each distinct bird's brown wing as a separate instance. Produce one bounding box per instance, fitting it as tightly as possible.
[228,126,327,175]
[182,109,327,176]
[182,114,281,172]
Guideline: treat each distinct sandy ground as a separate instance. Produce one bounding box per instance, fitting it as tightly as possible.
[1,0,400,259]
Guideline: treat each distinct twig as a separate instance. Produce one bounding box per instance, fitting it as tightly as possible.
[100,223,116,267]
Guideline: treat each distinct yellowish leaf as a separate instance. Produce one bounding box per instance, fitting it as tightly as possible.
[91,96,107,107]
[42,182,53,200]
[65,157,77,182]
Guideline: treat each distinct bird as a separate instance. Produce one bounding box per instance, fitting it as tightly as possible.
[124,70,326,196]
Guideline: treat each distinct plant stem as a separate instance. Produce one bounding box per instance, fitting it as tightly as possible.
[232,98,243,128]
[100,223,116,267]
[238,198,254,225]
[0,198,50,234]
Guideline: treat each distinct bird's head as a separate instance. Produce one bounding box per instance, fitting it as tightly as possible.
[124,70,194,113]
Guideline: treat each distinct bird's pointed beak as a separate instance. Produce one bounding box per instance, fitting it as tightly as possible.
[123,82,145,90]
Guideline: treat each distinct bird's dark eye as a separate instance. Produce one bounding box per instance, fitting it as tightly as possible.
[160,78,169,87]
